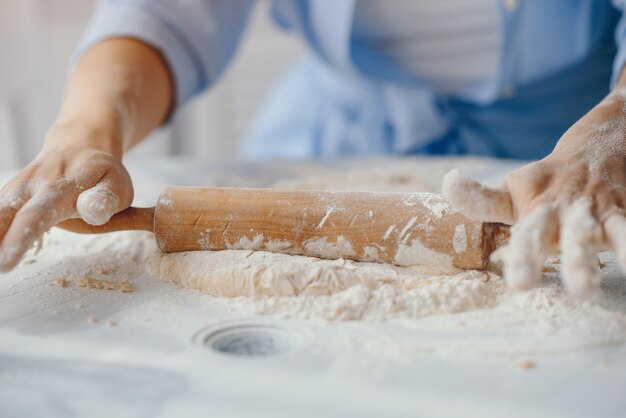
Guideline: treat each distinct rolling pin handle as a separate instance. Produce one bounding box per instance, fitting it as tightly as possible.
[56,207,155,234]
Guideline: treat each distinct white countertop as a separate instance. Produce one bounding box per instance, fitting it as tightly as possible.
[1,157,625,418]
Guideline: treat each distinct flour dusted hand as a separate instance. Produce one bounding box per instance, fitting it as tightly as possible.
[443,85,626,298]
[0,38,174,272]
[0,122,133,272]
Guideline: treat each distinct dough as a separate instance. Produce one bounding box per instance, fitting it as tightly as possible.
[149,248,475,298]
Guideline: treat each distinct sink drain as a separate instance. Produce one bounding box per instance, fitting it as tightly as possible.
[194,320,312,357]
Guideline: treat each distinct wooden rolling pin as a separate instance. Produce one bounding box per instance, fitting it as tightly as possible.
[58,187,510,270]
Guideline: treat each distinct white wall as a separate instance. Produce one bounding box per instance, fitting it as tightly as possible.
[0,0,305,170]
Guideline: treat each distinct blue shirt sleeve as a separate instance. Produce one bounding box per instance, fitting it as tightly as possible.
[74,0,254,111]
[612,0,626,86]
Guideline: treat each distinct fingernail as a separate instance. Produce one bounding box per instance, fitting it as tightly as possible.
[0,246,21,272]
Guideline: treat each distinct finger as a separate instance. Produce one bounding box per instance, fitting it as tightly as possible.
[76,169,133,226]
[0,193,28,243]
[603,213,626,273]
[560,198,604,299]
[0,173,32,240]
[442,169,514,224]
[0,191,74,272]
[504,204,559,291]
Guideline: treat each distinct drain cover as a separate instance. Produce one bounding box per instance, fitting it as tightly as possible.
[194,320,311,357]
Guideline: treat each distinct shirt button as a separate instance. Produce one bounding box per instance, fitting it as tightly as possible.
[504,0,519,11]
[501,84,517,98]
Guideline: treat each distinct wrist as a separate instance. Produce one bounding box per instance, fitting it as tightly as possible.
[43,119,124,158]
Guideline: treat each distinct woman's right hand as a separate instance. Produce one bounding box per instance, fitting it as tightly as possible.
[0,121,134,272]
[0,37,173,272]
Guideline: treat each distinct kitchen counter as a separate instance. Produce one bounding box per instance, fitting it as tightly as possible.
[1,156,625,418]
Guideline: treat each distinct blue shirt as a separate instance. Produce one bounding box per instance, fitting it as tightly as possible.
[77,0,625,160]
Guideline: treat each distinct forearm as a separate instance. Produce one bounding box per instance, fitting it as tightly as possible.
[50,38,173,157]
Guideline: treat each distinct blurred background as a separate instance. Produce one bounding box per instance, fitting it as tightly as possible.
[0,0,305,170]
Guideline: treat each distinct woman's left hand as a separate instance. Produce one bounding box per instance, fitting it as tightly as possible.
[442,84,626,298]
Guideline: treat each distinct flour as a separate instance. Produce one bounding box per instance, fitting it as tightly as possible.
[397,216,418,243]
[420,193,449,219]
[383,224,395,240]
[560,197,604,298]
[147,168,626,358]
[4,228,153,292]
[362,246,379,261]
[452,224,468,254]
[393,238,454,268]
[304,236,356,259]
[76,185,119,226]
[316,205,339,229]
[76,277,134,292]
[231,269,501,321]
[264,239,296,253]
[226,233,265,250]
[52,277,133,292]
[7,163,626,361]
[150,248,475,298]
[586,116,626,172]
[442,168,514,225]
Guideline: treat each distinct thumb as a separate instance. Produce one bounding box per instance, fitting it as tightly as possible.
[76,169,133,226]
[442,169,514,225]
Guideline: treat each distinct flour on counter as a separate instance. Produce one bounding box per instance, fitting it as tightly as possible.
[2,227,154,319]
[76,278,134,293]
[53,278,69,288]
[146,168,626,357]
[8,163,626,360]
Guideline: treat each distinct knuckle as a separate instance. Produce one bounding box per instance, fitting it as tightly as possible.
[0,195,25,211]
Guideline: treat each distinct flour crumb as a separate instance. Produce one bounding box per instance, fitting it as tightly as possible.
[543,256,561,273]
[119,280,133,293]
[514,360,536,371]
[76,278,134,293]
[53,278,69,288]
[87,315,98,324]
[106,319,118,327]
